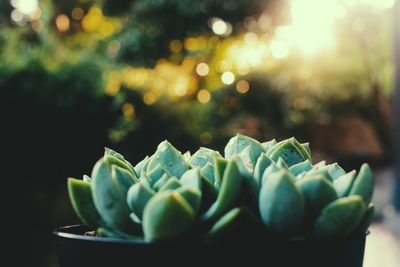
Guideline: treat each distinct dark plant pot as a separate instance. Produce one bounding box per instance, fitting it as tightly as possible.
[53,225,367,267]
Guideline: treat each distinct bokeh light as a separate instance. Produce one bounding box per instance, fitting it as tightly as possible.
[196,63,209,76]
[55,14,70,32]
[221,71,235,85]
[197,89,211,103]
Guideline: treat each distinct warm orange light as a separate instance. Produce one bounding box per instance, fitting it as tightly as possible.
[236,80,250,94]
[197,89,211,103]
[55,14,70,32]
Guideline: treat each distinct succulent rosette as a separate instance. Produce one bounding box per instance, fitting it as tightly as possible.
[68,134,374,242]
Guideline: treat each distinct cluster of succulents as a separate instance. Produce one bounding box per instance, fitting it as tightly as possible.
[68,134,374,242]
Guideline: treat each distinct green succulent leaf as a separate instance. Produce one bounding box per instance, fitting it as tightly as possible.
[134,156,149,176]
[314,161,327,168]
[214,157,228,189]
[111,165,137,196]
[276,157,289,169]
[266,138,310,167]
[327,163,346,180]
[208,206,264,241]
[349,163,374,204]
[91,158,140,235]
[202,159,242,223]
[356,203,375,233]
[152,173,170,191]
[200,162,215,183]
[104,152,136,176]
[159,177,181,192]
[297,175,337,222]
[301,143,311,156]
[142,191,195,241]
[261,162,280,186]
[176,187,202,215]
[183,151,191,163]
[146,164,165,186]
[83,174,92,182]
[199,175,218,214]
[126,181,156,221]
[146,141,187,178]
[67,178,105,229]
[333,171,356,198]
[312,195,366,237]
[259,170,305,232]
[181,168,217,213]
[261,139,277,151]
[224,134,266,166]
[190,147,221,168]
[254,153,272,185]
[180,169,202,191]
[289,159,313,177]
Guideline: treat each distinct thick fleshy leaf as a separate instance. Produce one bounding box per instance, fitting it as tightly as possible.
[333,171,356,198]
[146,164,165,186]
[146,141,187,178]
[266,138,310,167]
[254,154,272,185]
[200,162,215,183]
[126,181,156,220]
[176,187,201,215]
[134,156,149,175]
[183,151,191,163]
[356,203,375,233]
[202,159,242,223]
[314,161,326,168]
[261,139,277,151]
[259,170,305,232]
[297,175,337,222]
[190,147,221,168]
[261,162,280,186]
[327,163,346,180]
[234,156,259,209]
[104,154,135,176]
[111,165,137,196]
[301,142,311,156]
[180,169,202,191]
[237,145,255,170]
[214,157,228,189]
[276,157,288,169]
[208,206,264,241]
[104,148,136,173]
[312,195,366,237]
[159,177,181,192]
[180,168,217,213]
[142,191,195,241]
[199,175,218,213]
[152,173,170,191]
[91,158,139,235]
[83,174,92,183]
[289,160,313,177]
[349,163,374,203]
[67,178,105,229]
[224,134,266,166]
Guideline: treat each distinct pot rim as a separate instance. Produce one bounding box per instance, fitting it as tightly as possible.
[53,224,369,245]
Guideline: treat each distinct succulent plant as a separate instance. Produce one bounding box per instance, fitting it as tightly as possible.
[68,134,375,242]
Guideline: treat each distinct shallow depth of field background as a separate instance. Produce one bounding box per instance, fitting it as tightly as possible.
[0,0,399,266]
